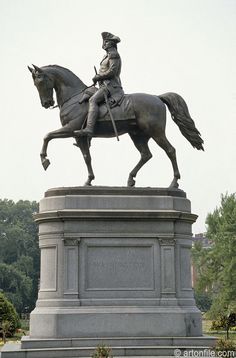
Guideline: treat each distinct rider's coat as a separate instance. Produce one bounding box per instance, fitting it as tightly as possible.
[99,48,123,95]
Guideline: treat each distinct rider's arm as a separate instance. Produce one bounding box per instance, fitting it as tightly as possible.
[98,54,120,81]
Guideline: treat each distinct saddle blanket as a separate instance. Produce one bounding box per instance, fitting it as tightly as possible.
[60,93,136,127]
[98,94,136,122]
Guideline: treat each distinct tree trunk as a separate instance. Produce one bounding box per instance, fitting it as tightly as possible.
[3,331,6,344]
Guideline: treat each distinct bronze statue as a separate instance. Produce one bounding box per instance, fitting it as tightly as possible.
[28,32,204,188]
[75,32,124,138]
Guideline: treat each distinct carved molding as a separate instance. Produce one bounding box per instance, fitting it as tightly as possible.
[158,237,176,246]
[62,238,81,246]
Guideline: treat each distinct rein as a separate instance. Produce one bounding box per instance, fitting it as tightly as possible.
[50,104,59,110]
[50,85,95,110]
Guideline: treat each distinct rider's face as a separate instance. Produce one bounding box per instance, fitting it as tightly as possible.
[102,40,114,50]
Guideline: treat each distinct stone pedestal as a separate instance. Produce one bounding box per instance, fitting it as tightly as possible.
[2,187,215,357]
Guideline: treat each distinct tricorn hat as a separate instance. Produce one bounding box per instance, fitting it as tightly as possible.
[101,32,121,43]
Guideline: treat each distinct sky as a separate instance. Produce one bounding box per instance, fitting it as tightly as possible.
[0,0,235,233]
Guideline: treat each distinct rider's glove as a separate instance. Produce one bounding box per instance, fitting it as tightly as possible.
[92,74,101,85]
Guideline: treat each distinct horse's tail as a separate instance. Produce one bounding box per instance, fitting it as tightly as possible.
[159,92,204,151]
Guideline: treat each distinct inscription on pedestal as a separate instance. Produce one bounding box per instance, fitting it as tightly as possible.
[85,245,154,290]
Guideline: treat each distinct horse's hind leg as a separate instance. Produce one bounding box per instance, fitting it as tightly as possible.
[153,134,180,188]
[128,134,152,187]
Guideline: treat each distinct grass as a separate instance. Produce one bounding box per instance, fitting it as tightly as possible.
[0,319,29,349]
[202,318,236,342]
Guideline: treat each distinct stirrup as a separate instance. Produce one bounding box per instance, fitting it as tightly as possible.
[74,129,93,137]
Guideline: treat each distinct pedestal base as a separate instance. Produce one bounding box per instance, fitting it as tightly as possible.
[1,187,216,357]
[29,306,202,338]
[2,336,217,358]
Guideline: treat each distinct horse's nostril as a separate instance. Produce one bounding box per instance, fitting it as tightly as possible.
[43,101,50,108]
[43,100,54,108]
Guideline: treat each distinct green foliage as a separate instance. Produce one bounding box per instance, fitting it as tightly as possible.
[0,199,39,265]
[214,338,236,352]
[0,292,20,338]
[192,241,209,288]
[0,320,12,343]
[20,318,29,331]
[211,313,236,339]
[91,344,113,358]
[0,263,33,313]
[0,199,39,313]
[13,255,34,278]
[194,291,212,312]
[192,193,236,319]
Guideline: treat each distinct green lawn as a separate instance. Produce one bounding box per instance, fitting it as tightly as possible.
[0,320,29,349]
[203,319,236,342]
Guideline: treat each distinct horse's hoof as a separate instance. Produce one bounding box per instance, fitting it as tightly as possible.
[84,182,92,187]
[169,178,179,189]
[127,177,135,187]
[42,158,50,171]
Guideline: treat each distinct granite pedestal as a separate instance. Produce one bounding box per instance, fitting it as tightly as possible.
[1,187,215,357]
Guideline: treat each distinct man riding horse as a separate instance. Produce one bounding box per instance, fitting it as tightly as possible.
[75,32,124,137]
[28,32,204,188]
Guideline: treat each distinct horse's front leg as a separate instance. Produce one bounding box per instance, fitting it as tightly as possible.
[40,134,51,170]
[75,137,95,186]
[40,127,73,170]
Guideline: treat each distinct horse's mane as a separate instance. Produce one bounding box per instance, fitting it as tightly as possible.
[42,64,86,87]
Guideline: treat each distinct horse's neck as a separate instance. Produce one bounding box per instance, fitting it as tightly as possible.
[51,68,87,107]
[55,83,82,107]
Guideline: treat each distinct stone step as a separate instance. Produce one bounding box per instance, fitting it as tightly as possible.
[1,343,217,358]
[21,335,216,349]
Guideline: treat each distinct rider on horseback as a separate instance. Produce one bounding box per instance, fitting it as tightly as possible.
[75,32,124,137]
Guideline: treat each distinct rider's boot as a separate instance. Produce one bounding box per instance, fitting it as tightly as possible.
[74,110,97,137]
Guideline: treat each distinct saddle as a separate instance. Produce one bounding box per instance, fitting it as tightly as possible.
[80,86,135,122]
[98,94,135,122]
[60,87,136,127]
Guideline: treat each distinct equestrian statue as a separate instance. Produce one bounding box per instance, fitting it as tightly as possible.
[28,31,204,188]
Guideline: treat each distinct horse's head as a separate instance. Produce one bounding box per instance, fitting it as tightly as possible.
[28,65,55,108]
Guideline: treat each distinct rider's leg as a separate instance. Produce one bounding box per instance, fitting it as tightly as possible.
[75,88,106,136]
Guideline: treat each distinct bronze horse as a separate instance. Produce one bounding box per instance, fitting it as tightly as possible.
[28,64,204,188]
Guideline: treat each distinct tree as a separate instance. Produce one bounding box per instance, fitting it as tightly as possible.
[0,320,13,343]
[192,193,236,319]
[192,240,212,293]
[211,313,236,339]
[0,292,20,338]
[0,199,39,312]
[0,263,33,313]
[0,199,39,267]
[194,291,212,312]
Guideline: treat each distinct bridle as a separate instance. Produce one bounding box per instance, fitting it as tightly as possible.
[50,84,95,110]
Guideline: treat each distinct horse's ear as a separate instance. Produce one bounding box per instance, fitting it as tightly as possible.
[28,66,34,73]
[32,64,43,73]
